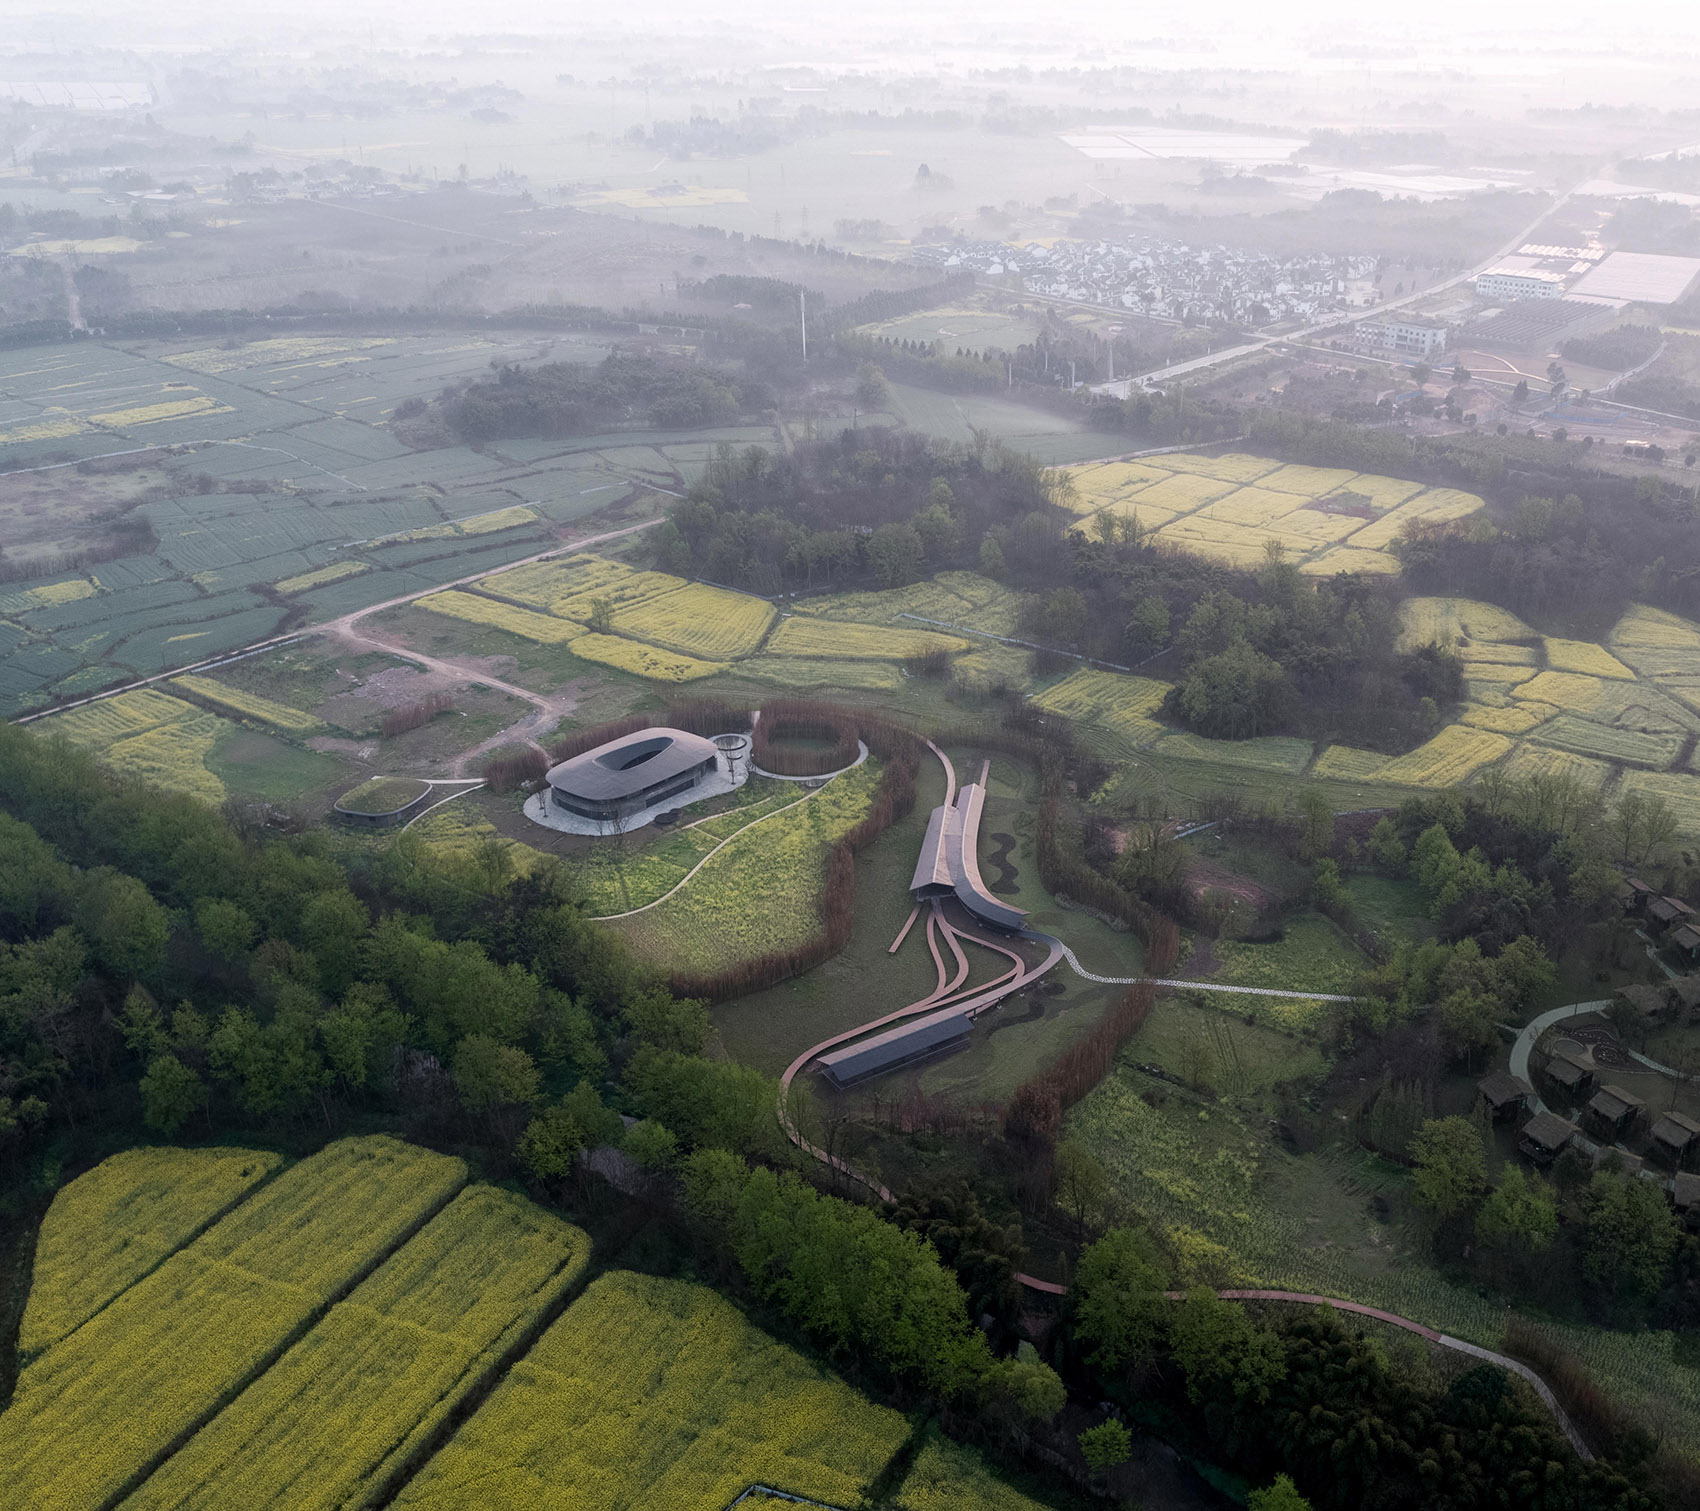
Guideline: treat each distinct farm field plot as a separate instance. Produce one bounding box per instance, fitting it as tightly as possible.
[19,1147,283,1358]
[126,1186,591,1511]
[736,655,906,692]
[484,555,683,620]
[41,688,237,804]
[0,1136,466,1511]
[570,632,725,682]
[611,762,882,973]
[0,335,779,710]
[883,381,1128,463]
[417,589,586,643]
[170,673,324,732]
[792,570,1027,638]
[610,582,776,659]
[1052,454,1486,573]
[1500,742,1614,790]
[1030,667,1170,749]
[767,616,969,661]
[892,1426,1054,1511]
[391,1271,912,1511]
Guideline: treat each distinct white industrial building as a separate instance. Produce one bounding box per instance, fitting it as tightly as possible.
[1475,264,1566,301]
[1353,316,1448,359]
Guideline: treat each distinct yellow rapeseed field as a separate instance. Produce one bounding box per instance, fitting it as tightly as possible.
[0,577,99,615]
[569,632,724,681]
[1542,637,1635,680]
[1156,452,1282,484]
[0,1137,466,1511]
[1618,770,1700,835]
[791,570,1025,637]
[374,505,537,545]
[164,337,395,374]
[0,414,90,444]
[391,1272,911,1511]
[1347,487,1485,551]
[19,1148,282,1358]
[1030,667,1171,748]
[1310,745,1394,782]
[610,582,776,659]
[274,560,368,594]
[1378,725,1512,787]
[487,554,684,621]
[1298,546,1401,576]
[1500,742,1614,791]
[1396,597,1534,651]
[89,395,234,428]
[44,690,232,803]
[767,616,969,661]
[897,1426,1054,1511]
[1513,670,1604,713]
[171,674,322,733]
[127,1186,590,1511]
[1456,643,1540,667]
[417,590,584,643]
[1459,702,1553,735]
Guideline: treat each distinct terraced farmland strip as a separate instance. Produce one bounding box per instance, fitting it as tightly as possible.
[391,1272,911,1511]
[170,674,322,732]
[1396,596,1533,652]
[0,1136,465,1511]
[19,1148,283,1358]
[416,590,583,643]
[610,582,776,659]
[1542,637,1635,680]
[568,632,725,682]
[125,1186,589,1511]
[1377,725,1511,787]
[766,616,968,661]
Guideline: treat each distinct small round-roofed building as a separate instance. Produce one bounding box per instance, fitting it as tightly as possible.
[544,727,721,823]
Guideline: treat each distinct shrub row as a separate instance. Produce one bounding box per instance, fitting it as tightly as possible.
[381,692,452,739]
[1004,983,1155,1143]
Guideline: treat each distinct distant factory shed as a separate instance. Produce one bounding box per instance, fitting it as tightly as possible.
[910,770,1028,933]
[1569,251,1700,306]
[545,727,719,822]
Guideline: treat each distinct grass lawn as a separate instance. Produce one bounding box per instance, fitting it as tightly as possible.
[1339,873,1434,946]
[608,762,884,977]
[1133,996,1329,1100]
[209,728,354,808]
[1209,912,1369,996]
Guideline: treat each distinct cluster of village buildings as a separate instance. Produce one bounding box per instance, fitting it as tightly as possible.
[911,235,1381,327]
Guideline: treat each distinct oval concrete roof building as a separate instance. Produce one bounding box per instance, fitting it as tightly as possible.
[545,726,720,822]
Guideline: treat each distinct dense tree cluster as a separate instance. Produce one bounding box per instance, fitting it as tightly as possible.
[1069,1229,1659,1511]
[444,351,772,442]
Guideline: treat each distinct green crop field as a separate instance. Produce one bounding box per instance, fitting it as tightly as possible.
[3,1142,1050,1510]
[0,334,787,717]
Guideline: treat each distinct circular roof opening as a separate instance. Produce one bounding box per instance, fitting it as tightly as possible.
[595,734,674,772]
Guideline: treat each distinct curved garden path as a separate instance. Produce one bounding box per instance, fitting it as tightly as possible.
[1508,1000,1612,1116]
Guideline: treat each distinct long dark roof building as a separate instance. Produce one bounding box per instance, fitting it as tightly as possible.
[909,770,1027,933]
[546,727,719,821]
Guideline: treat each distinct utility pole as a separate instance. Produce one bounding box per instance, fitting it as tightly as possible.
[799,290,807,360]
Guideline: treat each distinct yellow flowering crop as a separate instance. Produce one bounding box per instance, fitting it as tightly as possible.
[1542,637,1635,680]
[126,1186,588,1511]
[171,674,323,732]
[767,616,967,661]
[19,1147,282,1358]
[417,589,584,643]
[392,1271,911,1511]
[609,582,776,659]
[1377,725,1511,787]
[895,1425,1056,1511]
[568,632,724,682]
[0,1137,465,1511]
[274,561,368,594]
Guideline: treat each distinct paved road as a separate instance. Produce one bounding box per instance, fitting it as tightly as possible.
[1508,1000,1611,1115]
